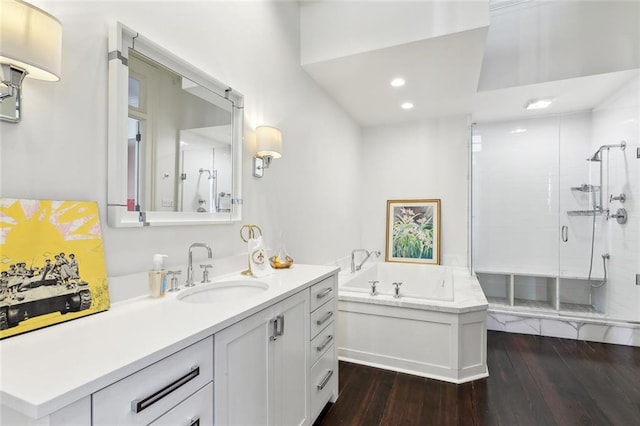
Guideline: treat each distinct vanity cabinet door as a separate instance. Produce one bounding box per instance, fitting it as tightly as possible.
[214,305,271,425]
[214,289,309,426]
[273,289,309,426]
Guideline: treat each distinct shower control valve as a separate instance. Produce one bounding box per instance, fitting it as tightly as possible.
[608,208,628,224]
[609,193,626,203]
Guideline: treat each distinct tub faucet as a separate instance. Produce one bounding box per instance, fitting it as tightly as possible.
[392,282,402,298]
[186,243,213,287]
[369,280,379,296]
[351,249,381,273]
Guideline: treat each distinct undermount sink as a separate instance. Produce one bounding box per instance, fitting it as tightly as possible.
[177,280,269,304]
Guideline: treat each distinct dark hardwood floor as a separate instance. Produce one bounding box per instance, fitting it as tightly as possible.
[315,331,640,426]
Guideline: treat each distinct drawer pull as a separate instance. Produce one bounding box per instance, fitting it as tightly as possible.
[316,287,333,299]
[317,369,334,390]
[316,334,333,352]
[316,311,333,326]
[131,366,200,413]
[189,417,200,426]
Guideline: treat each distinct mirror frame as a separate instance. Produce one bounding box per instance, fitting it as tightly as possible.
[107,22,243,227]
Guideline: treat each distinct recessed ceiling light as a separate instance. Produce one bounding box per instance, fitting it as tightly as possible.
[510,128,527,134]
[390,78,405,87]
[525,97,555,110]
[401,102,414,110]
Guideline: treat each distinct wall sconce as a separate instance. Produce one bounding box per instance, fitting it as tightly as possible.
[0,0,62,123]
[253,125,282,178]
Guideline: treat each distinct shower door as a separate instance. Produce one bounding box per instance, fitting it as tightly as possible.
[557,112,609,316]
[558,82,640,323]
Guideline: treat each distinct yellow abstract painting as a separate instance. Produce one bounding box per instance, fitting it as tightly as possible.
[0,199,110,339]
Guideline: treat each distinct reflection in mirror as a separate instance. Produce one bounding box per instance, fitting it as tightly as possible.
[178,125,232,213]
[107,22,243,227]
[126,50,233,214]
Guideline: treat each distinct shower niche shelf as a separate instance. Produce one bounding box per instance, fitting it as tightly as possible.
[567,209,604,217]
[570,184,600,193]
[475,270,604,316]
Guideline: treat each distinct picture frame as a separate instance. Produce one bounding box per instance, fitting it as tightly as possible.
[0,199,110,339]
[385,199,441,265]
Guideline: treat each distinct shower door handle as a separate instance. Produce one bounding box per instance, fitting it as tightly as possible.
[561,225,568,242]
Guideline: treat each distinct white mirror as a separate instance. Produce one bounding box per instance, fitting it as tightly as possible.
[107,22,243,227]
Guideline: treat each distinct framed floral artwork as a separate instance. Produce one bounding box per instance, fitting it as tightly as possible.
[385,199,441,265]
[0,199,110,339]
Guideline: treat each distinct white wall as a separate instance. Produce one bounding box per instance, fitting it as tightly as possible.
[472,112,609,277]
[473,116,561,275]
[0,1,362,278]
[361,116,469,267]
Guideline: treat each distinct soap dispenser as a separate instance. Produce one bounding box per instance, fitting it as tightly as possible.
[149,254,168,298]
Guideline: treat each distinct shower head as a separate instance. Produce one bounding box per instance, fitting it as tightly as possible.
[587,150,602,162]
[199,168,214,179]
[586,141,626,162]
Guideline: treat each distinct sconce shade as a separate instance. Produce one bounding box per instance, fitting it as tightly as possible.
[0,0,62,81]
[255,125,282,159]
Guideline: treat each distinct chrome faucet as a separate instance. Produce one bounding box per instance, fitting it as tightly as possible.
[186,243,213,287]
[350,249,381,273]
[392,282,402,298]
[369,280,379,296]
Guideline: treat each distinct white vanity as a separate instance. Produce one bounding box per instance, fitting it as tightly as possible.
[0,264,339,425]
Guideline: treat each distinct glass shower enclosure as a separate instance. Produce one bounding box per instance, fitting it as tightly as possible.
[472,71,640,327]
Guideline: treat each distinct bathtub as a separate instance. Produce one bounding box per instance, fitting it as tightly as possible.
[338,262,488,384]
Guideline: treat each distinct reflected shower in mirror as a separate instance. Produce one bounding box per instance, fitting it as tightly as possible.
[179,126,233,213]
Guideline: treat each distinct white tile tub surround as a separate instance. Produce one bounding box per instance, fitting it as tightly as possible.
[337,263,488,384]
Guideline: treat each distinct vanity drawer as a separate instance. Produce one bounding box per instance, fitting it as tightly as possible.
[149,382,213,426]
[310,300,335,339]
[310,322,335,366]
[93,336,214,426]
[310,344,337,421]
[310,276,334,312]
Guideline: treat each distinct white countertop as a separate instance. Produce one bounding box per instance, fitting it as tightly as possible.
[0,264,339,420]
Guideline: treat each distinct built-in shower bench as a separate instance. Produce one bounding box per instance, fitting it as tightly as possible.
[474,269,605,317]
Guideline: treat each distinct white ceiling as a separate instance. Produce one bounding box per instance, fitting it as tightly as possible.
[472,70,640,123]
[303,27,488,127]
[301,1,640,128]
